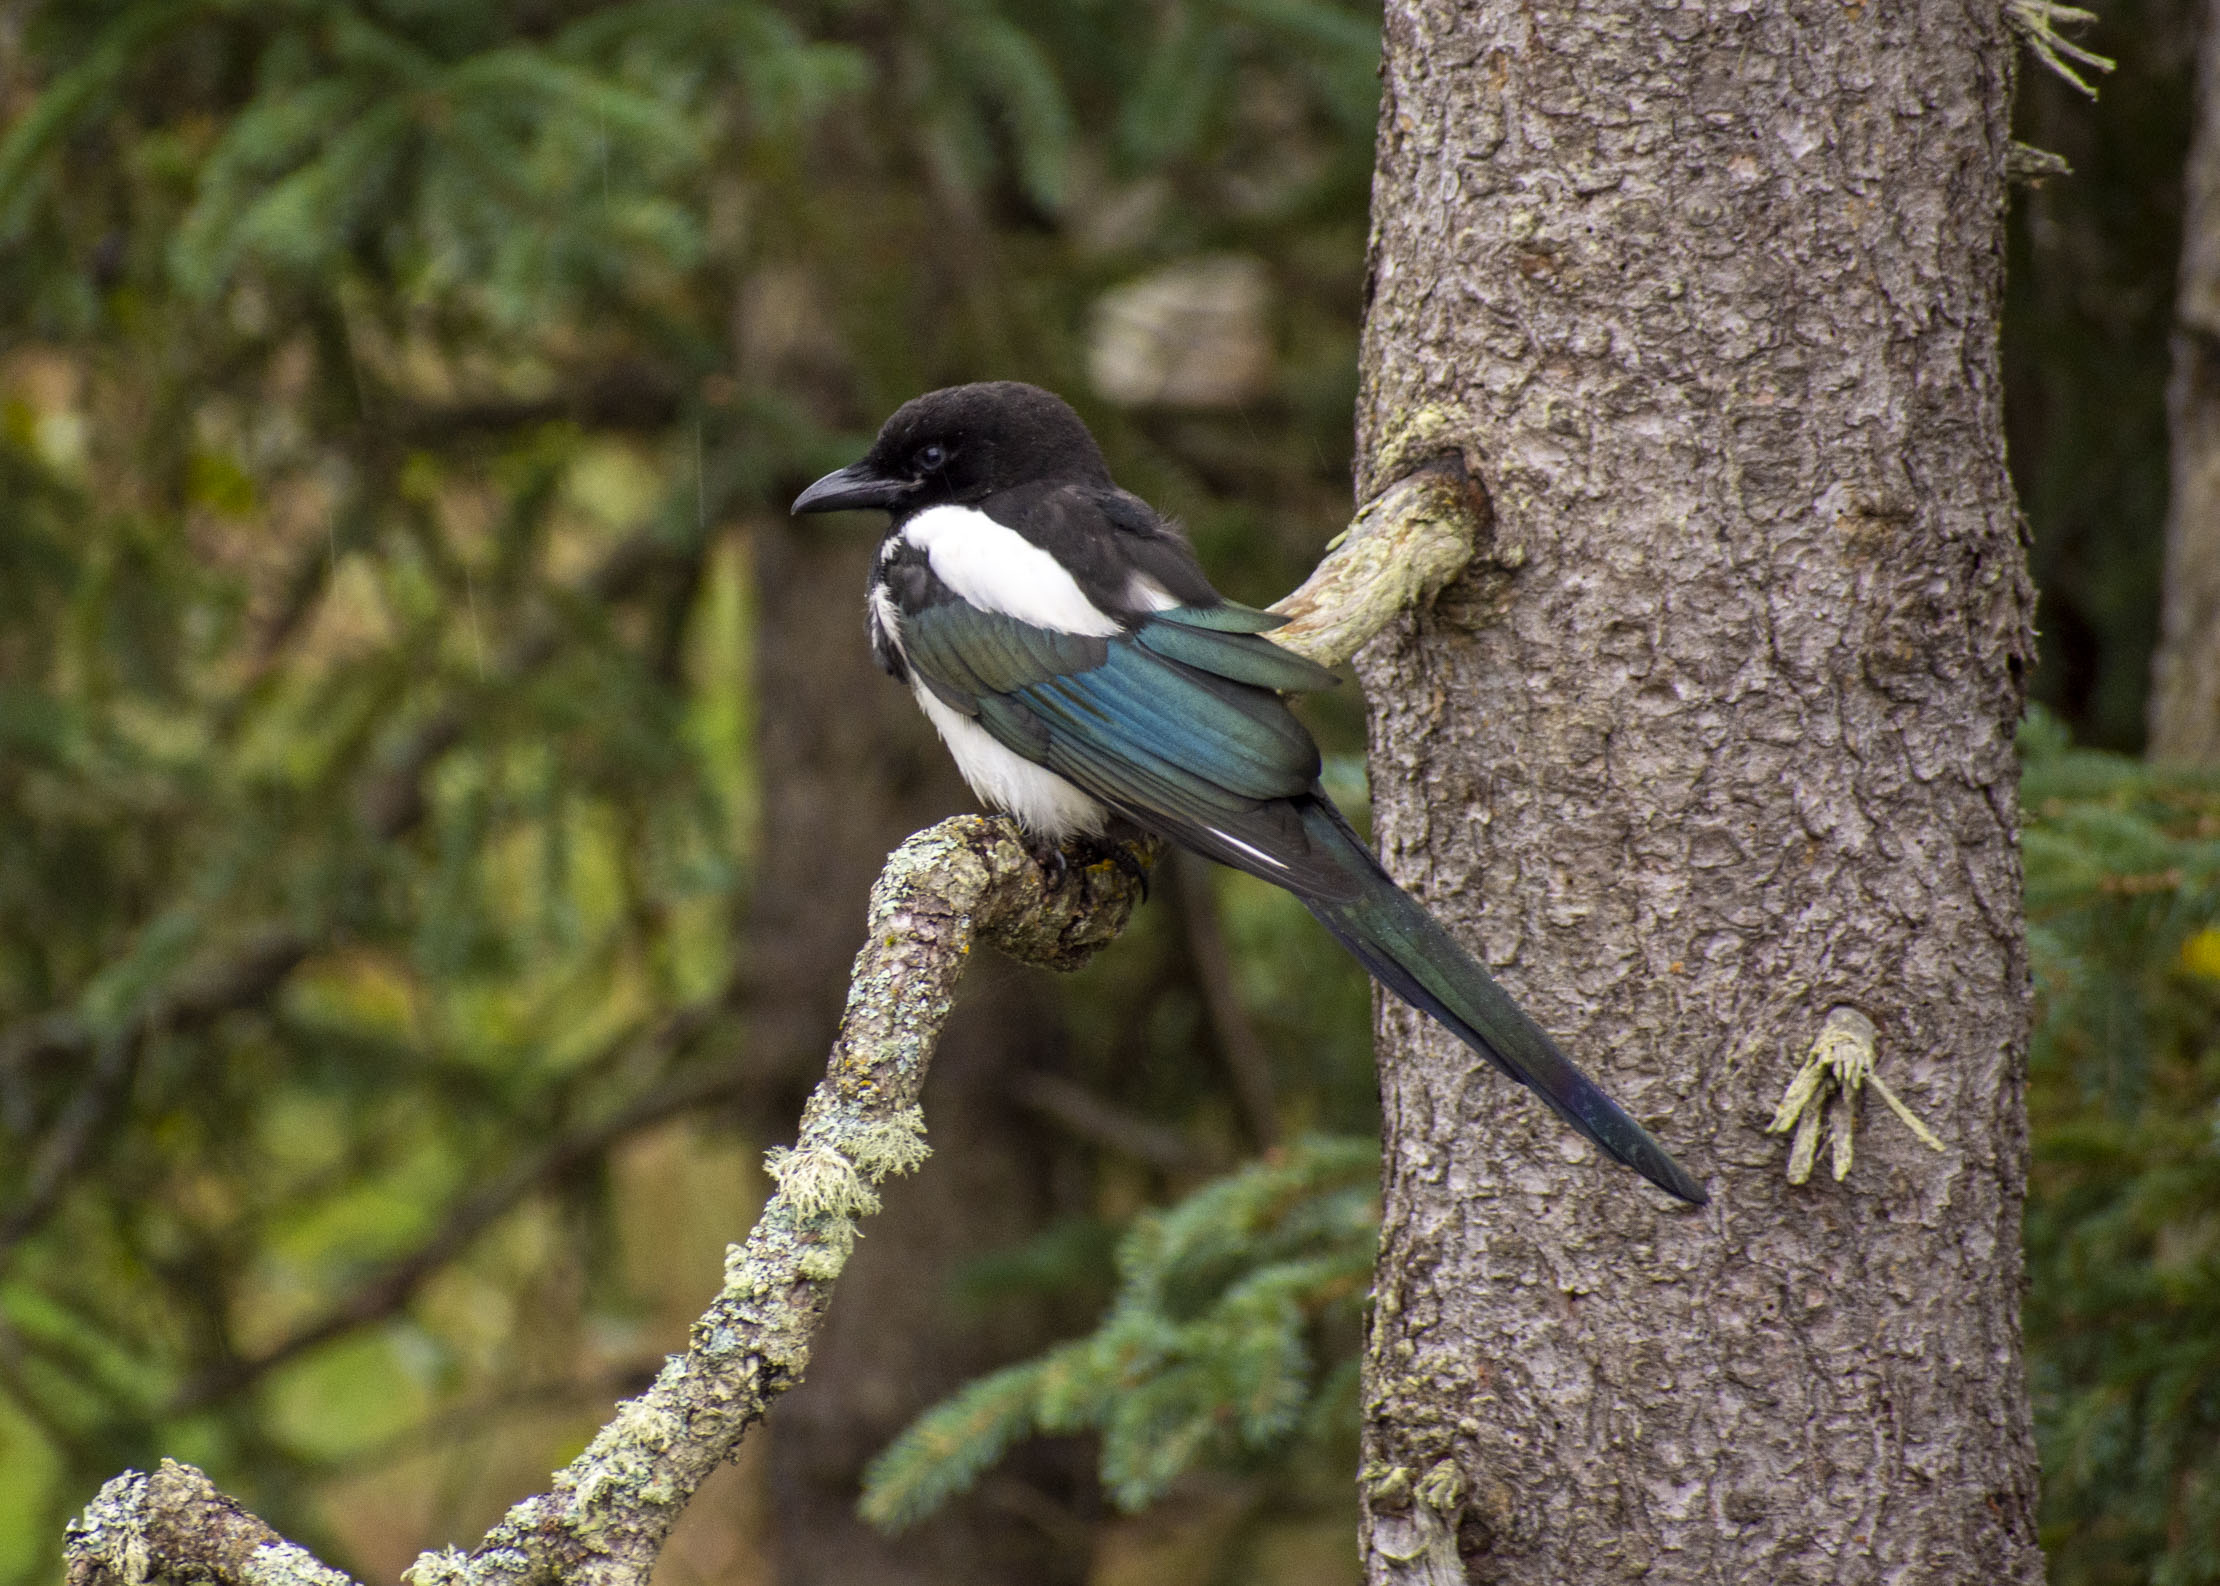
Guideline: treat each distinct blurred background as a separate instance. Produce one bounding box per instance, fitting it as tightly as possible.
[0,3,2213,1584]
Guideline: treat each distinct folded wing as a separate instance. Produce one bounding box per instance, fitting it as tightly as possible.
[899,600,1360,895]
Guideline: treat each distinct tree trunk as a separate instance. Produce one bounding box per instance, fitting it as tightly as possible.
[748,515,1090,1586]
[1352,3,2045,1582]
[2154,0,2220,762]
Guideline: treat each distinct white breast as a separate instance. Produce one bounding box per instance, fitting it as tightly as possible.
[901,505,1123,636]
[911,682,1109,839]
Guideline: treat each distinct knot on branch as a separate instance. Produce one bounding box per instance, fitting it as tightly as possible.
[1363,1456,1474,1579]
[1269,455,1490,668]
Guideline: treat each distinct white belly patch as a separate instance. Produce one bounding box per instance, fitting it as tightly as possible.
[911,682,1108,839]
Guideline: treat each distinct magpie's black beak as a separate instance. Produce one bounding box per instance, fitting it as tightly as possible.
[792,462,904,515]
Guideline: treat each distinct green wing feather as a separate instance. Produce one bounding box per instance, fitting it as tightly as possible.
[899,601,1327,807]
[1136,609,1339,693]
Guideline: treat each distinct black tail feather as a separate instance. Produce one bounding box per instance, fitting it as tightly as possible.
[1294,800,1706,1206]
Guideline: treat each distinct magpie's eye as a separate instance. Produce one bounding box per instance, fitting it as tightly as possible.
[917,443,948,471]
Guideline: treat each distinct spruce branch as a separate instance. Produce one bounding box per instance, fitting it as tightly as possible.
[0,518,705,1266]
[860,1135,1377,1528]
[170,1002,745,1413]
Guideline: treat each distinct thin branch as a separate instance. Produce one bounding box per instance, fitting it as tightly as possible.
[66,815,1151,1586]
[0,928,308,1262]
[1171,852,1280,1150]
[0,516,706,1250]
[2004,0,2116,97]
[387,361,687,444]
[353,524,703,839]
[0,1035,138,1263]
[0,1310,92,1460]
[0,926,307,1087]
[170,1043,745,1413]
[1013,1071,1202,1173]
[317,1365,667,1480]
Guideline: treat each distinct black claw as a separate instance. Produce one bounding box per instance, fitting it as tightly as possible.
[1025,834,1069,889]
[1022,831,1158,899]
[1108,843,1152,901]
[1059,834,1155,900]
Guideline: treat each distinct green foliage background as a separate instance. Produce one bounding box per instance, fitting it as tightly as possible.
[0,2,1381,1578]
[0,1,2209,1582]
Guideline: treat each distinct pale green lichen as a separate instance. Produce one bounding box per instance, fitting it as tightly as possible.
[66,1465,365,1586]
[1415,1459,1466,1513]
[1366,402,1466,493]
[1768,1006,1947,1183]
[764,1143,883,1219]
[795,1216,858,1280]
[1362,1461,1414,1507]
[244,1541,363,1586]
[845,1106,931,1178]
[401,1549,472,1586]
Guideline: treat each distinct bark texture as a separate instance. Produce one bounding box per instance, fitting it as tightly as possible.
[1352,3,2044,1582]
[2154,0,2220,762]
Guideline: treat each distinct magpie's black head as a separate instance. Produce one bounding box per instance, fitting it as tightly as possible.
[791,381,1113,516]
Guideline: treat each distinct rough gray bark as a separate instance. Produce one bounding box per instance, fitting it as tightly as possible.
[1351,3,2044,1583]
[2154,0,2220,761]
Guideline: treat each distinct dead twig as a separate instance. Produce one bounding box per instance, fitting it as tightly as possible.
[1171,853,1280,1149]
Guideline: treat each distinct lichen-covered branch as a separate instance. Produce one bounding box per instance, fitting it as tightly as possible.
[67,1461,360,1586]
[61,816,1149,1586]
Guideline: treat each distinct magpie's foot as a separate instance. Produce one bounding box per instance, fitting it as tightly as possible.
[1023,833,1070,890]
[1064,834,1153,901]
[1103,841,1152,902]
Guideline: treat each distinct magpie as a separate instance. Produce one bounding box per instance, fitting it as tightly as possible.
[793,381,1706,1205]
